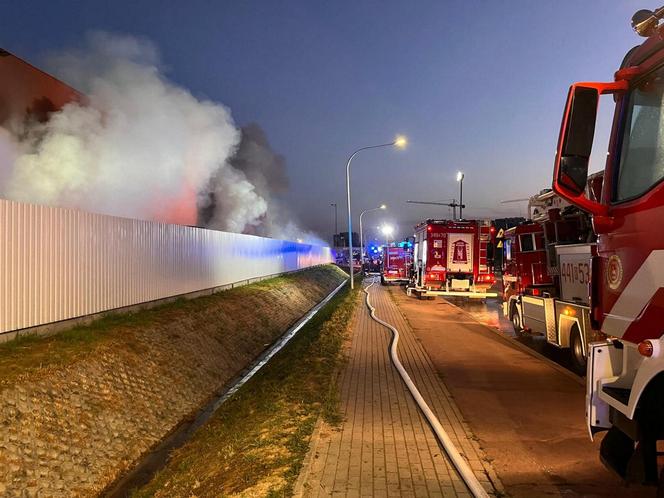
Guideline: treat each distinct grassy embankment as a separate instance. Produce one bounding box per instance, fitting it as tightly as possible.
[133,278,359,497]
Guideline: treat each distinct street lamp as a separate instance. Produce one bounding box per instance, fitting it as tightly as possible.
[359,204,386,272]
[381,224,394,243]
[456,171,465,220]
[330,203,338,246]
[345,135,407,289]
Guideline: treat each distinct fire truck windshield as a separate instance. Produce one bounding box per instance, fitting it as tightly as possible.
[616,65,664,201]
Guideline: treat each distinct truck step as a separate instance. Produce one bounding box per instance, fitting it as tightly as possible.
[602,386,631,405]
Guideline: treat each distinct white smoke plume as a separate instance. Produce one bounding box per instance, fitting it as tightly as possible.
[0,32,271,232]
[199,123,326,245]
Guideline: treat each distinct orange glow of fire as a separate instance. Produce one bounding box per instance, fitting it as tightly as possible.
[153,183,198,226]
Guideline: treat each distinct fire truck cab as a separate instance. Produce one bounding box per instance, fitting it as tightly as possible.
[408,219,497,298]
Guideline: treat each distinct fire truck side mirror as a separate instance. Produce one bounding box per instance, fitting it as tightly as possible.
[558,86,598,194]
[553,80,628,215]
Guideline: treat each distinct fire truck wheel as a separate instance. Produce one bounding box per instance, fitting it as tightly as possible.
[509,303,523,335]
[636,375,664,486]
[569,326,587,375]
[380,276,386,286]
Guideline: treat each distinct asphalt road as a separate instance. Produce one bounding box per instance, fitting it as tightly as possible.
[444,295,579,374]
[389,286,654,498]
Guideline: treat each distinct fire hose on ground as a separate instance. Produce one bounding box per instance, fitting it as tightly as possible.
[363,277,490,498]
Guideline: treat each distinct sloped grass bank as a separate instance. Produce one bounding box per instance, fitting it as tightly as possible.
[133,279,358,497]
[0,265,347,496]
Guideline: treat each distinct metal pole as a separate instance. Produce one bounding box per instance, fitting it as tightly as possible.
[359,211,364,273]
[459,180,463,220]
[331,203,338,246]
[452,199,457,221]
[346,154,355,289]
[333,204,338,236]
[345,142,396,289]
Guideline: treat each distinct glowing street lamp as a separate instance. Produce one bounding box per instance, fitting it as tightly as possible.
[456,171,465,220]
[359,204,386,272]
[345,136,407,289]
[381,224,394,243]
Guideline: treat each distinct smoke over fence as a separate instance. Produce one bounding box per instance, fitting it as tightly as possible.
[0,32,321,243]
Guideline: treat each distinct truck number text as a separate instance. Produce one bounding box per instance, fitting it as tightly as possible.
[560,262,590,285]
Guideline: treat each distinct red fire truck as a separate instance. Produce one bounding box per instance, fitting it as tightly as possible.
[381,246,411,285]
[502,189,602,373]
[408,219,497,298]
[551,7,664,488]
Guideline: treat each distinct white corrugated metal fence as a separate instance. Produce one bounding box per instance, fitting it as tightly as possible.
[0,199,333,335]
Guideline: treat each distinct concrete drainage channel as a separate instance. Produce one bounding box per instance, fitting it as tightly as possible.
[102,278,348,497]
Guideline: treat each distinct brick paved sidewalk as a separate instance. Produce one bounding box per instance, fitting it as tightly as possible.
[294,280,502,498]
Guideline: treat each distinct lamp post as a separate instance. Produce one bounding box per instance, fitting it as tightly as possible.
[359,204,386,272]
[346,135,407,289]
[330,203,338,246]
[456,171,465,220]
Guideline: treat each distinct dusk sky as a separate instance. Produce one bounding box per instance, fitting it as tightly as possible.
[0,1,644,243]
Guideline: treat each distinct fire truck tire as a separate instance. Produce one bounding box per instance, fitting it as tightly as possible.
[569,326,587,375]
[599,427,634,480]
[380,276,386,286]
[509,303,523,335]
[635,375,664,486]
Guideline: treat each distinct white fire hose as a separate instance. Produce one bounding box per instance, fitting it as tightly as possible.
[363,278,490,498]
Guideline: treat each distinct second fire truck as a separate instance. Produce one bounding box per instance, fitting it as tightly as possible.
[381,245,412,285]
[502,187,603,373]
[408,219,497,298]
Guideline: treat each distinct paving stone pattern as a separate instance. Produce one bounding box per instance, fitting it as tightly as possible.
[296,280,502,498]
[0,268,344,497]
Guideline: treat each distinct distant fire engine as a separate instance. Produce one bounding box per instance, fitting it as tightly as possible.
[408,219,497,298]
[363,243,382,273]
[550,6,664,489]
[381,245,411,285]
[502,188,601,372]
